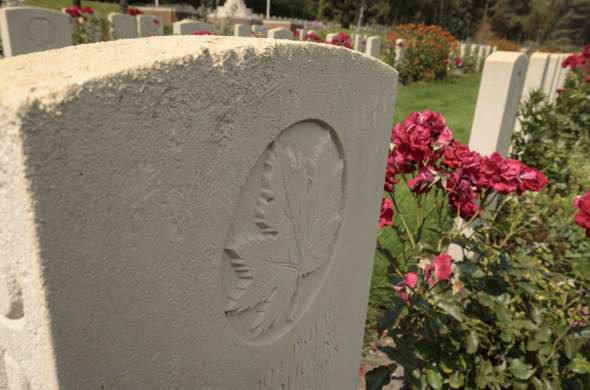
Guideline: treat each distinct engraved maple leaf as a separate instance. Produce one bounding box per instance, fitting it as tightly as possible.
[224,132,343,339]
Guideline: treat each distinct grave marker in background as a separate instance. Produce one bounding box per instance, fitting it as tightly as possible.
[172,19,211,35]
[365,36,381,58]
[0,6,71,57]
[137,14,163,37]
[0,35,398,390]
[108,13,137,40]
[469,51,528,156]
[267,27,292,40]
[234,23,249,37]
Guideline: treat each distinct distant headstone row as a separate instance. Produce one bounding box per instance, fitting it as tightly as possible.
[469,50,570,157]
[0,6,164,57]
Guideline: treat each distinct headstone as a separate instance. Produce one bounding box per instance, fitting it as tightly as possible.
[542,53,561,97]
[234,23,249,37]
[469,51,528,156]
[0,35,397,390]
[298,27,307,41]
[173,19,211,35]
[365,36,381,58]
[137,14,163,37]
[108,13,137,40]
[267,27,292,40]
[251,24,267,37]
[459,43,468,58]
[0,6,71,57]
[521,52,550,100]
[353,34,365,52]
[395,38,405,65]
[550,53,569,102]
[477,44,486,70]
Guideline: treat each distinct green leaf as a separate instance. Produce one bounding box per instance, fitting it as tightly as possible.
[448,372,465,388]
[365,366,391,390]
[563,336,578,360]
[526,339,541,351]
[465,331,479,354]
[568,355,590,374]
[378,304,403,336]
[495,305,513,322]
[535,327,552,342]
[426,368,443,389]
[509,359,536,380]
[436,300,464,321]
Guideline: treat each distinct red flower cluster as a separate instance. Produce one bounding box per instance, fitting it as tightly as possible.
[327,32,352,49]
[64,5,94,18]
[454,57,463,68]
[379,198,394,228]
[394,253,453,304]
[304,31,322,43]
[127,7,144,16]
[562,44,590,70]
[380,111,548,224]
[574,191,590,238]
[193,30,214,36]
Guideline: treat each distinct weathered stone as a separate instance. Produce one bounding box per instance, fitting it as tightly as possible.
[172,19,211,35]
[251,24,267,37]
[550,53,569,102]
[108,13,137,40]
[365,36,381,58]
[469,51,527,156]
[136,14,163,37]
[234,23,249,37]
[267,27,292,40]
[0,35,397,390]
[0,6,71,57]
[521,52,550,99]
[542,53,561,98]
[353,34,365,52]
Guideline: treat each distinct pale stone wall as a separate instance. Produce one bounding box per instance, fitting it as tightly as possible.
[0,6,72,57]
[0,36,397,390]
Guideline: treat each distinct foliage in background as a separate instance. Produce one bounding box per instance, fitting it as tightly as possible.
[385,24,458,84]
[488,38,521,51]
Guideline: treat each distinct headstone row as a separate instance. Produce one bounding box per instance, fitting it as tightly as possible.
[0,6,166,57]
[0,35,397,390]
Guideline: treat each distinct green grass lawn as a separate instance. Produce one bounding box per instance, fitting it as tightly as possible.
[366,72,482,325]
[24,0,118,16]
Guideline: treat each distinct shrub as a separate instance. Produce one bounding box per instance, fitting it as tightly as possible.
[365,108,590,388]
[489,38,521,52]
[385,24,459,84]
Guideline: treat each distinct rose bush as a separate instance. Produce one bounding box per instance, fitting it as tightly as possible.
[365,109,590,389]
[327,32,352,48]
[385,24,459,83]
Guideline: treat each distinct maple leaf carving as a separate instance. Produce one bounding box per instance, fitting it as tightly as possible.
[224,130,343,339]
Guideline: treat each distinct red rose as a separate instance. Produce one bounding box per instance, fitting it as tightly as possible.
[404,272,418,289]
[455,57,463,67]
[582,44,590,59]
[424,254,453,287]
[304,31,322,43]
[379,197,394,228]
[327,32,352,49]
[408,167,436,194]
[65,6,81,18]
[193,30,214,35]
[574,192,590,238]
[384,152,400,192]
[562,54,587,70]
[80,5,94,14]
[446,171,480,218]
[518,165,547,192]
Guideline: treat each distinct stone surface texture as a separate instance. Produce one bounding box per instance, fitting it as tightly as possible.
[234,23,250,37]
[267,27,292,40]
[542,53,561,98]
[209,0,253,19]
[172,19,211,35]
[136,14,164,37]
[0,6,72,57]
[365,36,381,58]
[0,36,397,390]
[108,12,138,40]
[469,51,527,156]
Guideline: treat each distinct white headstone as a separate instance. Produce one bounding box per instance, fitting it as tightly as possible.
[267,27,292,40]
[251,24,267,37]
[477,45,486,70]
[234,23,249,37]
[353,34,365,52]
[550,54,569,102]
[395,38,406,65]
[173,19,211,35]
[542,54,561,97]
[365,36,381,58]
[137,14,163,37]
[108,13,137,40]
[298,28,307,41]
[469,51,528,156]
[0,35,397,390]
[521,52,550,100]
[0,6,72,57]
[459,43,468,58]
